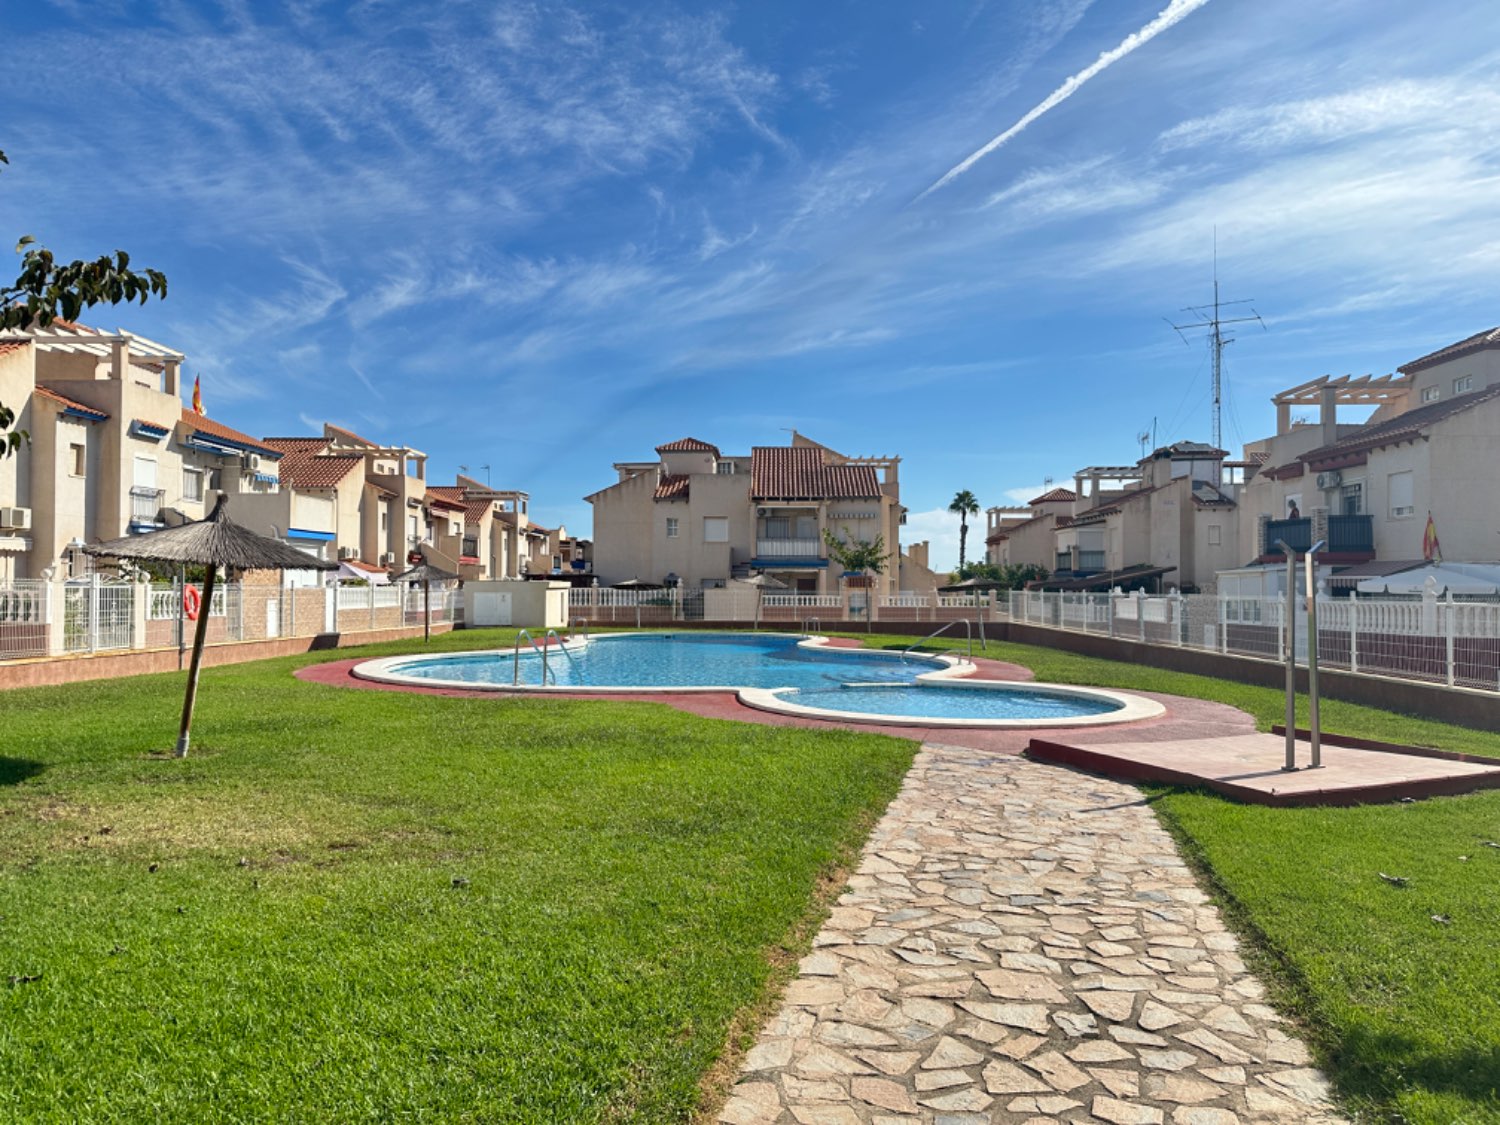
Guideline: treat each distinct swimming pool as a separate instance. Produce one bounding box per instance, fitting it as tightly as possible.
[352,633,1163,728]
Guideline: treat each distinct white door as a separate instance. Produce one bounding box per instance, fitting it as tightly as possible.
[474,591,513,626]
[266,598,280,638]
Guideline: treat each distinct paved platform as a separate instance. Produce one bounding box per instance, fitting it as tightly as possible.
[1028,732,1500,806]
[718,747,1346,1124]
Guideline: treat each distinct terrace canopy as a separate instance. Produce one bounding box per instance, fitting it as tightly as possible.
[84,493,337,757]
[1356,564,1500,596]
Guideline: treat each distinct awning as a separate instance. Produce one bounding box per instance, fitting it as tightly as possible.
[1356,563,1500,596]
[750,561,834,573]
[1325,559,1425,590]
[1035,565,1177,592]
[287,528,335,542]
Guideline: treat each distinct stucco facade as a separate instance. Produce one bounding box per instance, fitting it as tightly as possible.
[587,433,914,594]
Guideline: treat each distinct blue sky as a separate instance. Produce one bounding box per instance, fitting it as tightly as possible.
[3,0,1497,568]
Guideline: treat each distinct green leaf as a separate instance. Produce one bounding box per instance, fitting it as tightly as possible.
[14,234,33,252]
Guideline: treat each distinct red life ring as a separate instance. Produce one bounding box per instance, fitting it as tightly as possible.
[183,585,202,621]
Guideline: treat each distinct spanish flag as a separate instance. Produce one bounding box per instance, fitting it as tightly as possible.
[1422,512,1442,563]
[192,375,205,416]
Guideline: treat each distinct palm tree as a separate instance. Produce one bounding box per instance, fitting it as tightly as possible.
[949,490,980,571]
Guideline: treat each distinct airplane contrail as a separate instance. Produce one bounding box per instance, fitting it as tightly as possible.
[918,0,1214,200]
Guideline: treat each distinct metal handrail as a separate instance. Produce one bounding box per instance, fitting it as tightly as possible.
[935,647,972,666]
[512,628,554,686]
[902,619,972,663]
[571,619,590,645]
[802,616,821,635]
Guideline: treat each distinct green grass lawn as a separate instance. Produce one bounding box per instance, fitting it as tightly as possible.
[861,630,1500,1123]
[4,626,1498,1123]
[0,627,914,1123]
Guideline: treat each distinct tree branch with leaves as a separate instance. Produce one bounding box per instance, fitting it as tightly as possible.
[1,146,169,458]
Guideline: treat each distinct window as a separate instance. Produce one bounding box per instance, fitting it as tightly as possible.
[183,467,204,502]
[1207,525,1222,546]
[665,517,679,539]
[715,460,735,475]
[763,516,790,538]
[701,578,726,588]
[1389,470,1414,518]
[69,443,85,477]
[1454,374,1474,394]
[380,509,389,532]
[1421,385,1441,403]
[1341,480,1363,515]
[703,517,729,543]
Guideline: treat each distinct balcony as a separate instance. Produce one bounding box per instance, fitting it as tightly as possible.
[755,538,822,558]
[1264,517,1312,554]
[1328,513,1374,553]
[1264,515,1373,556]
[129,486,165,528]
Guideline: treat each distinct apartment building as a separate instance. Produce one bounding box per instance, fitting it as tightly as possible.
[424,477,522,581]
[0,324,286,579]
[1234,327,1500,572]
[586,432,910,594]
[986,488,1076,570]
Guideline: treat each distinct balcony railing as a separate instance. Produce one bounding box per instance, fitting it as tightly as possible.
[756,538,822,558]
[1328,513,1374,553]
[130,486,164,527]
[1264,517,1312,554]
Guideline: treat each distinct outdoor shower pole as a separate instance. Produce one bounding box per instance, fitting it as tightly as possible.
[1305,540,1326,768]
[1275,539,1297,772]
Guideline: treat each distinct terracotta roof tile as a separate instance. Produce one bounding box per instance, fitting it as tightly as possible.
[263,437,362,489]
[180,410,281,458]
[750,446,880,500]
[1398,327,1500,374]
[326,422,379,447]
[34,385,109,420]
[654,474,690,501]
[1300,385,1500,466]
[1029,487,1076,505]
[656,437,720,454]
[430,485,493,524]
[0,340,30,355]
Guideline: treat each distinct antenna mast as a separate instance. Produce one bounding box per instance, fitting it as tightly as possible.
[1168,236,1263,449]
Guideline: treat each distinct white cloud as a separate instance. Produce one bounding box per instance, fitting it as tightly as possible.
[901,507,980,574]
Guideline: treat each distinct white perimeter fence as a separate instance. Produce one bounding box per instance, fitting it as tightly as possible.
[567,586,1002,628]
[1010,588,1500,693]
[0,577,460,663]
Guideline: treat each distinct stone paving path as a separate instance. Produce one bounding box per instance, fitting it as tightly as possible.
[718,746,1345,1125]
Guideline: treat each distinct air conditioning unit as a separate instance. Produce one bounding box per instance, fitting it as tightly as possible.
[0,506,31,531]
[756,507,768,517]
[337,546,358,560]
[379,552,395,565]
[241,453,264,473]
[1315,470,1341,490]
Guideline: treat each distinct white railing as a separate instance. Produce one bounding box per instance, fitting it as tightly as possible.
[881,595,930,608]
[761,594,841,608]
[755,539,822,558]
[1010,588,1500,693]
[0,580,51,660]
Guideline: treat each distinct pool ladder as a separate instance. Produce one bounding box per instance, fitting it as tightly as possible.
[512,628,566,686]
[901,619,977,664]
[802,616,821,636]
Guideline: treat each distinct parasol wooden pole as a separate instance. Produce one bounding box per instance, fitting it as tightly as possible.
[175,562,217,758]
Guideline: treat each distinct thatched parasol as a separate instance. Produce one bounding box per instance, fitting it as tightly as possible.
[84,493,336,757]
[390,561,459,643]
[610,576,664,589]
[739,571,787,629]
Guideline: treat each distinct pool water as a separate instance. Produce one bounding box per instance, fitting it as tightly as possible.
[780,684,1122,721]
[392,632,935,690]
